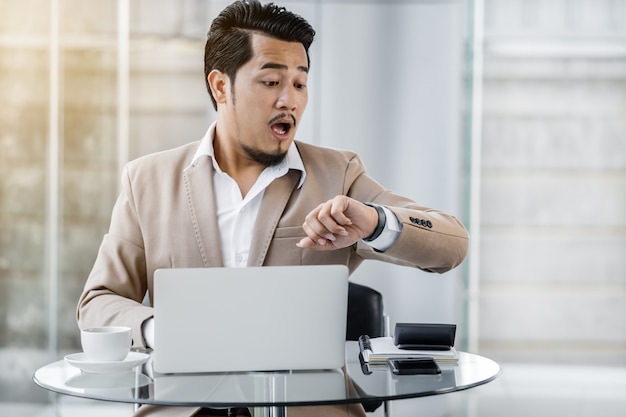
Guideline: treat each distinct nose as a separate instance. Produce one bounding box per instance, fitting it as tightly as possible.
[276,86,299,111]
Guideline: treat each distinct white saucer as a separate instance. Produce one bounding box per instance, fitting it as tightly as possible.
[65,351,150,374]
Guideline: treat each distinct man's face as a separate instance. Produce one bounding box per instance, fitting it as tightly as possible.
[223,33,309,166]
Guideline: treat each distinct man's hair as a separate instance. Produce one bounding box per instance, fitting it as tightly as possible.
[204,0,316,110]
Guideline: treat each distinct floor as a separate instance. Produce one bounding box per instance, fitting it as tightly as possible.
[7,363,626,417]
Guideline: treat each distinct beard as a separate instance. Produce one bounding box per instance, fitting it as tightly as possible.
[240,143,288,167]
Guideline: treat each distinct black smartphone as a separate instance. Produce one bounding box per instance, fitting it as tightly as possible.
[388,358,441,375]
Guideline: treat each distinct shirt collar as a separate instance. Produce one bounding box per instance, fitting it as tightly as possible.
[186,121,306,188]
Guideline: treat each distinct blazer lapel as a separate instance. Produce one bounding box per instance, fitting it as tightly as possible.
[247,170,301,267]
[183,157,224,267]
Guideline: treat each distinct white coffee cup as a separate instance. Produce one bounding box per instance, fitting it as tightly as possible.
[81,326,132,362]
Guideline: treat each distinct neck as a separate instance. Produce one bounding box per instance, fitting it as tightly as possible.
[213,134,265,199]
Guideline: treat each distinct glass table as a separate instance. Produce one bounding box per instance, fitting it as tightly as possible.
[33,342,500,417]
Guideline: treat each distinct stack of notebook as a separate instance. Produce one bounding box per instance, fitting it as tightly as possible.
[358,323,459,368]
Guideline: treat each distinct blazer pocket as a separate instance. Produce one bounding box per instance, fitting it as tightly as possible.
[266,226,307,265]
[273,226,307,239]
[271,227,353,267]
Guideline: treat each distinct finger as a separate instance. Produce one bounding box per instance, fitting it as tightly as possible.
[296,236,326,249]
[316,201,349,236]
[328,197,353,227]
[303,204,339,241]
[302,220,333,246]
[296,236,337,251]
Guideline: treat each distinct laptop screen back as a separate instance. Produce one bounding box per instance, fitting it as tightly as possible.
[153,265,349,374]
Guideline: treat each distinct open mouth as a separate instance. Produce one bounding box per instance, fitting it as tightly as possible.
[271,123,291,136]
[269,114,296,138]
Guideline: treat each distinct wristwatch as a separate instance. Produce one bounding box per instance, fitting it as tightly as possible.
[362,202,386,242]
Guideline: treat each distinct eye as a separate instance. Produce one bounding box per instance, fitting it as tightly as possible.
[263,81,279,87]
[294,83,306,90]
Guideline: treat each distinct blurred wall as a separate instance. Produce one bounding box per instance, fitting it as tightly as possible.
[478,0,626,365]
[311,1,467,333]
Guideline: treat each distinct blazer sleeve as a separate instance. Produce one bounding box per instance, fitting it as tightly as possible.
[76,164,154,348]
[344,154,469,273]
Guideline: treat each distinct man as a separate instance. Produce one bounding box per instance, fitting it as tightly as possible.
[77,1,469,416]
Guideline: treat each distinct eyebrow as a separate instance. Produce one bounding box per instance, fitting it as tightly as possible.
[261,62,309,73]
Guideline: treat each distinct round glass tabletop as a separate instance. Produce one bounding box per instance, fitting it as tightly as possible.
[33,342,500,409]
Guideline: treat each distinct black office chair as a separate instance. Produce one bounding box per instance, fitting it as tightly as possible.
[346,282,385,413]
[346,282,385,341]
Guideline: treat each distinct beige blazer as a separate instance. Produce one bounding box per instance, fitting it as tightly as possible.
[77,140,469,347]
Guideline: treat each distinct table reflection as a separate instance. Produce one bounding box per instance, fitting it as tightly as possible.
[153,369,347,405]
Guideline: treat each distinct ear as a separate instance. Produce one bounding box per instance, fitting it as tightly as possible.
[207,70,229,105]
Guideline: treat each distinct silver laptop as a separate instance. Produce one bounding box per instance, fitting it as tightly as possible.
[153,265,349,374]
